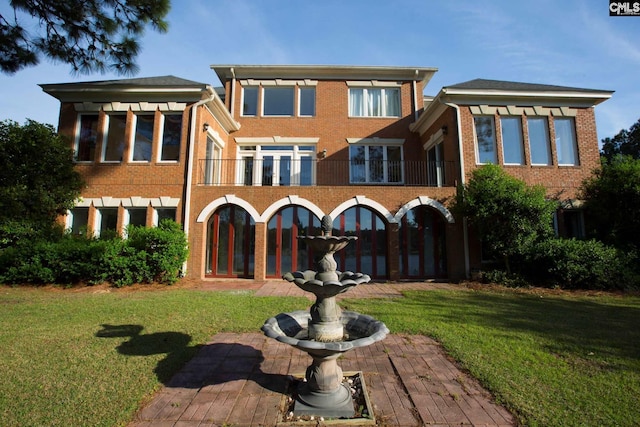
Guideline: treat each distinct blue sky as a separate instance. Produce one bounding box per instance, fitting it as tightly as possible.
[1,0,638,142]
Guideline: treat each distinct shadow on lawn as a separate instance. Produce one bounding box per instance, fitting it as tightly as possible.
[348,291,640,368]
[96,324,288,393]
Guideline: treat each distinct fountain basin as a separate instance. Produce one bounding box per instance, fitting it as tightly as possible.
[261,310,389,355]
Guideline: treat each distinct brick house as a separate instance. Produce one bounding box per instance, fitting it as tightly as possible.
[41,65,612,282]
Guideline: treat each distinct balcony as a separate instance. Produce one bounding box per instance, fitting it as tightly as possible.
[197,159,457,187]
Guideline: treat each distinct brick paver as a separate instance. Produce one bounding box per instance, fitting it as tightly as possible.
[129,282,514,426]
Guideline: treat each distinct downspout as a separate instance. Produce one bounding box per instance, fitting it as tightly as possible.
[443,100,470,279]
[182,86,216,273]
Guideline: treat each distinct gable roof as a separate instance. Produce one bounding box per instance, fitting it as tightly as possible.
[445,78,611,94]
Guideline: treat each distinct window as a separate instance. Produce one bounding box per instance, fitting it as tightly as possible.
[127,208,147,227]
[349,145,403,183]
[132,114,154,162]
[349,88,400,117]
[263,87,294,116]
[75,115,99,162]
[299,87,316,116]
[500,117,525,165]
[102,115,127,162]
[237,145,315,186]
[528,117,552,165]
[160,114,182,161]
[555,118,579,165]
[97,208,119,237]
[68,208,89,235]
[474,116,497,164]
[242,87,258,116]
[427,142,445,187]
[155,208,176,226]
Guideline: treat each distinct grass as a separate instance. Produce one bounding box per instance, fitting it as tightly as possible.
[0,286,307,427]
[0,285,638,426]
[342,288,640,427]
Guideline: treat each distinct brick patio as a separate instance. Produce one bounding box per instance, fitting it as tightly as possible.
[128,282,515,426]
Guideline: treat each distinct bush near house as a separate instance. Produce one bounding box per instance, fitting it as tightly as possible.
[0,220,188,287]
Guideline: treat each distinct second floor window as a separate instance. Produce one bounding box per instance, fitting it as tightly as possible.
[528,117,552,165]
[474,116,497,164]
[555,118,579,166]
[263,87,295,116]
[103,114,127,162]
[349,88,400,117]
[75,114,99,162]
[349,145,403,183]
[132,114,154,162]
[160,114,182,161]
[500,117,525,165]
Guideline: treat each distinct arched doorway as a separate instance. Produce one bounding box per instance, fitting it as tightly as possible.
[205,204,255,278]
[399,206,447,278]
[332,206,388,279]
[266,206,321,278]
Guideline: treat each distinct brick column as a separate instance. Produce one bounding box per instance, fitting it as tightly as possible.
[254,222,267,280]
[387,222,400,281]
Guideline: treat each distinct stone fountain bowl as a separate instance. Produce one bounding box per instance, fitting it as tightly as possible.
[283,270,371,298]
[261,310,389,357]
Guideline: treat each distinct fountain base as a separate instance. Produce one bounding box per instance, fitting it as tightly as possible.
[295,382,354,418]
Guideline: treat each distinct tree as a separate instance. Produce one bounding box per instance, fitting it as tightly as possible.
[601,118,640,161]
[580,155,640,251]
[0,0,170,75]
[0,120,83,245]
[452,164,557,272]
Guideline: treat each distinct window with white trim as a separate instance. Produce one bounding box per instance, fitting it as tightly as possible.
[242,87,258,116]
[349,88,400,117]
[555,118,579,166]
[97,208,119,238]
[131,114,154,162]
[263,87,294,116]
[67,207,89,235]
[473,116,497,164]
[500,117,525,165]
[75,114,99,162]
[349,144,403,183]
[299,87,316,116]
[237,145,315,186]
[154,208,176,226]
[159,114,182,162]
[527,117,552,165]
[102,114,127,162]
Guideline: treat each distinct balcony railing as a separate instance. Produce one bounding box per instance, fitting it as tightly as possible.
[197,159,457,187]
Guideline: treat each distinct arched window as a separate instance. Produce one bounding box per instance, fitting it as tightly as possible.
[206,205,255,278]
[332,207,388,279]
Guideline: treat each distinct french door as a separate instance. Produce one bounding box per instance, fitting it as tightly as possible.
[266,206,320,278]
[399,206,447,278]
[206,205,255,278]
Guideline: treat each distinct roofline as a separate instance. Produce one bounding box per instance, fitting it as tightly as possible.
[211,64,438,85]
[410,86,614,135]
[40,82,207,103]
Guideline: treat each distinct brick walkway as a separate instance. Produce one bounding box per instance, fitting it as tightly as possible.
[129,282,515,427]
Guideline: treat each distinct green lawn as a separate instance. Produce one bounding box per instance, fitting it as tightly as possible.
[0,285,638,427]
[344,289,640,427]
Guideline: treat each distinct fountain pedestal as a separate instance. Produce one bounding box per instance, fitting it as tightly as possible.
[261,215,389,419]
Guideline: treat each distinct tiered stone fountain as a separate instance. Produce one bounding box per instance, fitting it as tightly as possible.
[262,215,389,418]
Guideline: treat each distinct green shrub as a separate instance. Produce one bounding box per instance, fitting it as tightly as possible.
[522,238,630,290]
[0,220,188,287]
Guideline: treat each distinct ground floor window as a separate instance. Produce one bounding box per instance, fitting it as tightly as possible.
[332,206,388,279]
[399,206,447,278]
[266,206,320,278]
[206,205,255,278]
[68,207,89,235]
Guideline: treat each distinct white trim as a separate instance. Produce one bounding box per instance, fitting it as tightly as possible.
[235,136,319,145]
[423,128,445,151]
[196,195,261,223]
[260,196,324,223]
[74,101,186,112]
[346,137,404,145]
[329,196,395,224]
[346,80,402,87]
[394,196,455,224]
